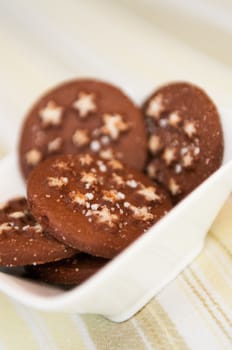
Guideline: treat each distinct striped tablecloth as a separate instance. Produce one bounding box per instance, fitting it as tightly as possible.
[0,1,232,348]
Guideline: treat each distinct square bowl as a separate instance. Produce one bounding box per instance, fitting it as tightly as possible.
[0,108,231,322]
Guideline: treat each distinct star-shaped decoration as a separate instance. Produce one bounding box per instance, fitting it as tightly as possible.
[39,101,63,127]
[94,206,118,227]
[73,92,96,118]
[48,137,62,153]
[169,178,181,196]
[146,163,157,179]
[168,111,182,127]
[101,114,129,140]
[72,129,90,147]
[162,147,176,166]
[69,190,86,206]
[129,205,154,221]
[137,186,160,202]
[183,121,197,138]
[80,172,98,186]
[146,95,164,119]
[79,154,93,166]
[0,222,12,234]
[25,149,42,166]
[148,135,162,155]
[47,176,68,188]
[182,152,194,168]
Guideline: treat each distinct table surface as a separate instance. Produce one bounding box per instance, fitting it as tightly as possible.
[0,1,231,349]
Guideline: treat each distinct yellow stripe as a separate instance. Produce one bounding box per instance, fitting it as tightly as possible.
[209,232,232,262]
[182,271,232,344]
[0,293,40,350]
[82,314,147,350]
[195,238,232,310]
[37,312,87,349]
[207,234,232,279]
[190,268,232,330]
[140,299,190,350]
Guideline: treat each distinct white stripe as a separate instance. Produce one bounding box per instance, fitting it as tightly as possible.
[157,279,221,350]
[71,315,97,350]
[131,319,154,350]
[12,301,58,350]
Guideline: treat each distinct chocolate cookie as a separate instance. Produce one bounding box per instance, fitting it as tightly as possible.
[19,79,147,179]
[27,154,172,258]
[143,82,224,203]
[26,254,108,286]
[0,198,76,267]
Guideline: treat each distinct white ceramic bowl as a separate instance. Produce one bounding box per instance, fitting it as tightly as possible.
[0,108,231,322]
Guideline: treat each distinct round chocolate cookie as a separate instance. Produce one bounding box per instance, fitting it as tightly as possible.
[19,79,147,179]
[27,154,172,258]
[26,254,108,286]
[143,82,224,203]
[0,198,76,267]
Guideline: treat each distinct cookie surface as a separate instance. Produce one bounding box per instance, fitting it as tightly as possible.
[0,198,75,267]
[27,154,172,258]
[19,79,147,179]
[26,254,108,286]
[143,82,224,202]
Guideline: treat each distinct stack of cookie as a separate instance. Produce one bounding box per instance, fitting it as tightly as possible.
[0,79,223,287]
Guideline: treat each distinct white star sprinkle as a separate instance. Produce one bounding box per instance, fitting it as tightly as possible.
[137,187,160,202]
[169,178,181,196]
[39,101,63,127]
[101,114,129,140]
[48,137,62,153]
[93,206,118,227]
[129,205,154,221]
[182,152,194,168]
[0,223,12,234]
[25,149,42,166]
[146,95,164,119]
[162,147,176,165]
[8,211,25,219]
[47,177,68,188]
[148,135,161,154]
[183,121,197,138]
[73,92,96,118]
[168,112,181,127]
[72,129,90,147]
